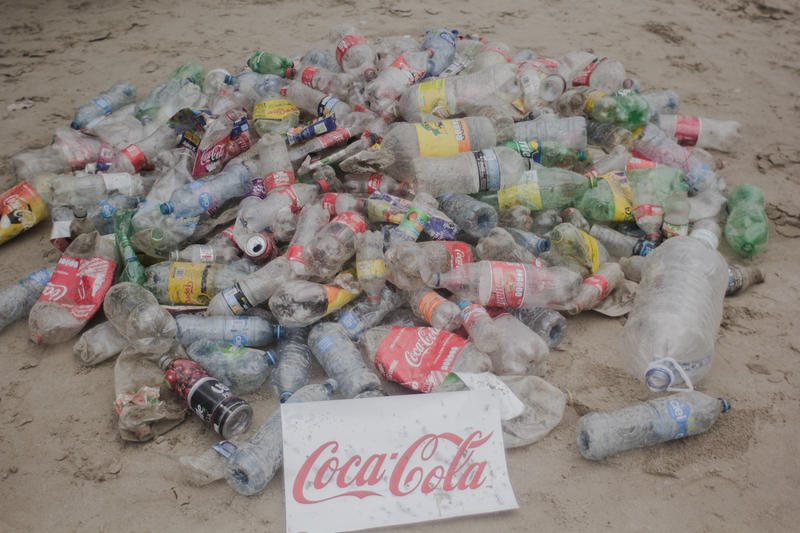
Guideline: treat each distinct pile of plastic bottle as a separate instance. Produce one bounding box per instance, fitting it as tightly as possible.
[0,25,770,494]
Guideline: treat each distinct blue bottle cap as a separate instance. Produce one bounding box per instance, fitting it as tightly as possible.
[70,120,81,130]
[537,238,551,253]
[159,202,174,215]
[279,391,293,403]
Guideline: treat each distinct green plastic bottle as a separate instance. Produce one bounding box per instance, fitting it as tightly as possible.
[611,90,650,131]
[724,183,768,257]
[169,61,205,87]
[473,168,593,212]
[247,51,295,78]
[547,222,609,275]
[505,140,585,170]
[576,171,634,222]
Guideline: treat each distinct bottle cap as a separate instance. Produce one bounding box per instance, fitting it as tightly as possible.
[536,238,551,253]
[719,399,731,412]
[279,391,293,403]
[70,120,81,130]
[159,202,174,215]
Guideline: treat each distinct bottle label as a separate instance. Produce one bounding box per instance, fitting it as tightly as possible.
[167,262,214,305]
[0,181,49,245]
[245,178,268,200]
[339,310,364,339]
[571,57,607,86]
[92,96,111,114]
[662,220,688,238]
[28,267,51,286]
[530,58,558,71]
[633,204,664,221]
[398,207,429,239]
[480,46,512,62]
[691,228,719,250]
[507,140,541,162]
[36,255,116,321]
[440,241,473,269]
[95,143,116,172]
[276,186,302,214]
[366,199,403,224]
[300,66,320,87]
[192,115,251,177]
[575,228,602,274]
[286,243,305,264]
[626,157,658,170]
[221,283,253,315]
[582,273,610,299]
[424,216,460,241]
[727,265,744,295]
[673,115,701,146]
[263,169,295,193]
[415,119,471,158]
[317,127,351,149]
[335,34,368,66]
[221,225,236,242]
[473,149,502,191]
[356,258,385,279]
[332,212,367,234]
[196,245,215,262]
[416,291,446,323]
[664,399,692,439]
[121,144,147,172]
[321,193,339,216]
[602,172,634,221]
[390,54,426,85]
[366,174,383,194]
[373,327,468,392]
[460,303,490,331]
[416,78,450,118]
[487,262,527,308]
[323,284,359,314]
[497,173,542,211]
[317,95,341,117]
[253,99,299,121]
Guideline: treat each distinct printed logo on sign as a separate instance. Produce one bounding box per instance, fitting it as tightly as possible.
[292,430,493,504]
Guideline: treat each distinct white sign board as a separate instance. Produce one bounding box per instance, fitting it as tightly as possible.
[281,390,518,533]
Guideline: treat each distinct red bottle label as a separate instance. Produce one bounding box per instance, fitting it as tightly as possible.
[37,255,116,321]
[366,174,382,194]
[390,54,426,84]
[286,244,305,264]
[416,291,446,323]
[674,115,701,146]
[301,66,319,87]
[221,225,236,243]
[336,35,368,66]
[321,193,339,215]
[582,274,610,299]
[373,327,468,392]
[440,241,473,270]
[626,157,658,170]
[277,186,302,214]
[332,211,367,234]
[121,144,147,172]
[460,303,490,331]
[487,262,527,308]
[481,46,512,62]
[633,204,663,220]
[318,127,351,149]
[572,57,607,86]
[263,169,295,193]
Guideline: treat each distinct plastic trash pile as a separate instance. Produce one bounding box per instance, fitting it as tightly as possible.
[1,25,769,495]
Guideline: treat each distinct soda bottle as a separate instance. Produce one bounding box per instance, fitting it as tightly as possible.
[103,282,177,354]
[252,93,300,136]
[169,239,241,264]
[336,285,405,341]
[559,51,629,92]
[641,90,679,122]
[354,230,385,304]
[513,116,587,149]
[548,222,610,275]
[269,279,360,327]
[576,391,730,460]
[29,232,118,344]
[438,193,499,241]
[73,320,128,367]
[295,64,354,100]
[309,322,383,398]
[657,114,741,153]
[202,68,234,95]
[620,230,728,391]
[589,224,655,258]
[586,120,634,152]
[11,127,103,182]
[407,288,461,331]
[384,240,475,290]
[508,307,567,349]
[565,262,624,314]
[476,167,593,213]
[71,80,136,130]
[246,51,294,78]
[662,189,690,238]
[726,264,764,296]
[302,212,368,279]
[426,260,582,310]
[504,227,552,256]
[269,327,312,402]
[365,51,429,111]
[206,256,294,316]
[186,340,276,395]
[111,124,180,174]
[0,265,55,333]
[724,183,768,257]
[583,145,631,179]
[224,380,336,496]
[457,300,501,353]
[143,261,251,306]
[577,172,634,223]
[176,315,280,347]
[487,311,550,376]
[343,173,411,196]
[476,227,538,264]
[505,140,585,170]
[300,47,342,72]
[465,41,512,73]
[517,59,566,111]
[358,326,492,391]
[330,24,377,81]
[160,355,253,439]
[131,148,194,232]
[421,28,457,77]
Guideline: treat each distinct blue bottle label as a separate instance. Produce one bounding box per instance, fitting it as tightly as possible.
[198,192,213,211]
[100,202,115,219]
[93,97,111,114]
[438,30,456,46]
[316,335,335,353]
[666,399,692,438]
[28,268,51,286]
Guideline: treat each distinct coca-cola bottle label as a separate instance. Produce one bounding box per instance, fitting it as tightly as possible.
[332,212,367,234]
[416,119,471,158]
[474,149,502,191]
[335,34,367,66]
[366,174,383,193]
[0,181,49,245]
[263,170,295,193]
[487,262,527,308]
[416,78,451,118]
[321,193,339,215]
[317,127,352,149]
[36,255,116,322]
[276,186,302,214]
[196,245,215,262]
[168,262,214,305]
[439,241,473,269]
[633,204,664,221]
[571,57,608,87]
[391,54,426,85]
[673,115,701,146]
[479,45,511,62]
[192,116,252,177]
[373,327,468,392]
[254,98,299,121]
[300,66,319,87]
[582,273,610,299]
[121,144,147,172]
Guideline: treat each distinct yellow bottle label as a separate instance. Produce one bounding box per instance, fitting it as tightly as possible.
[497,170,542,211]
[577,229,601,274]
[416,78,450,117]
[253,99,299,121]
[356,259,385,279]
[415,119,471,158]
[0,181,49,245]
[167,262,214,305]
[602,171,634,221]
[583,90,607,114]
[511,97,527,114]
[324,285,359,314]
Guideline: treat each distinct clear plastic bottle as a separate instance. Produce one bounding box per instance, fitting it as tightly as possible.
[426,260,582,311]
[589,224,655,258]
[474,166,591,213]
[302,212,368,279]
[384,240,475,290]
[103,282,177,354]
[186,340,276,395]
[662,189,690,238]
[488,312,550,375]
[169,240,241,264]
[553,88,586,117]
[269,280,360,327]
[365,51,429,111]
[508,307,567,349]
[548,222,610,275]
[620,231,728,391]
[269,327,313,402]
[143,261,251,306]
[206,256,295,316]
[354,230,386,304]
[576,391,730,460]
[583,145,631,179]
[336,285,405,340]
[619,254,647,282]
[505,140,586,170]
[284,82,354,121]
[343,173,412,196]
[160,162,248,217]
[587,121,634,152]
[408,288,462,331]
[284,203,330,276]
[309,322,383,398]
[224,380,337,496]
[641,90,679,122]
[131,149,194,233]
[330,24,377,81]
[503,227,552,256]
[726,264,764,296]
[513,116,587,149]
[73,320,128,367]
[300,47,342,72]
[295,64,355,101]
[517,59,566,111]
[457,300,501,353]
[437,193,498,240]
[176,315,280,347]
[657,114,741,153]
[0,265,55,333]
[71,81,137,130]
[202,68,234,95]
[111,124,180,174]
[559,51,629,92]
[566,262,624,314]
[252,93,300,136]
[561,207,591,232]
[465,41,512,73]
[421,28,457,77]
[475,227,538,264]
[724,183,768,257]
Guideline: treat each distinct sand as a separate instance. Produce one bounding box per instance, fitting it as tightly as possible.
[1,0,799,531]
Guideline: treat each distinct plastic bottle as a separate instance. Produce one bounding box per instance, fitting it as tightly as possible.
[517,59,566,111]
[561,207,591,232]
[252,93,300,136]
[512,116,587,149]
[421,28,457,77]
[488,312,550,375]
[457,300,501,353]
[589,224,655,258]
[202,68,234,95]
[71,81,136,130]
[657,114,741,153]
[576,391,730,460]
[160,355,253,439]
[548,222,610,275]
[724,183,768,257]
[503,227,552,256]
[384,240,475,290]
[337,285,405,340]
[465,41,512,73]
[726,264,764,296]
[662,189,690,238]
[583,145,631,179]
[559,52,629,92]
[576,173,634,223]
[73,320,128,367]
[131,148,194,233]
[246,51,294,78]
[143,261,251,306]
[354,230,386,304]
[11,128,103,182]
[365,51,429,111]
[505,140,585,170]
[343,173,411,196]
[437,193,498,240]
[206,257,294,316]
[295,64,354,101]
[28,232,118,345]
[302,212,368,279]
[159,162,250,218]
[426,260,581,310]
[330,24,377,81]
[269,279,360,327]
[641,90,679,122]
[176,315,280,347]
[103,282,177,354]
[358,326,493,391]
[566,262,624,314]
[111,124,180,174]
[300,47,341,72]
[407,288,462,331]
[186,340,276,395]
[0,265,55,333]
[508,307,567,349]
[620,230,728,391]
[474,228,535,265]
[311,322,384,398]
[475,167,592,213]
[268,327,312,402]
[224,380,336,496]
[169,240,240,264]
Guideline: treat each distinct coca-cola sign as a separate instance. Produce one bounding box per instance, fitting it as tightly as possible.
[282,391,518,532]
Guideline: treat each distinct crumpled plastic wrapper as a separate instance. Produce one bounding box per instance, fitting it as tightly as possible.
[592,279,638,317]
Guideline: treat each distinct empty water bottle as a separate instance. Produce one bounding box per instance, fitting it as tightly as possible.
[176,315,280,347]
[0,264,55,333]
[71,81,136,130]
[726,264,764,296]
[508,307,567,349]
[186,340,276,394]
[269,327,313,402]
[206,256,294,316]
[309,322,383,398]
[337,285,405,340]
